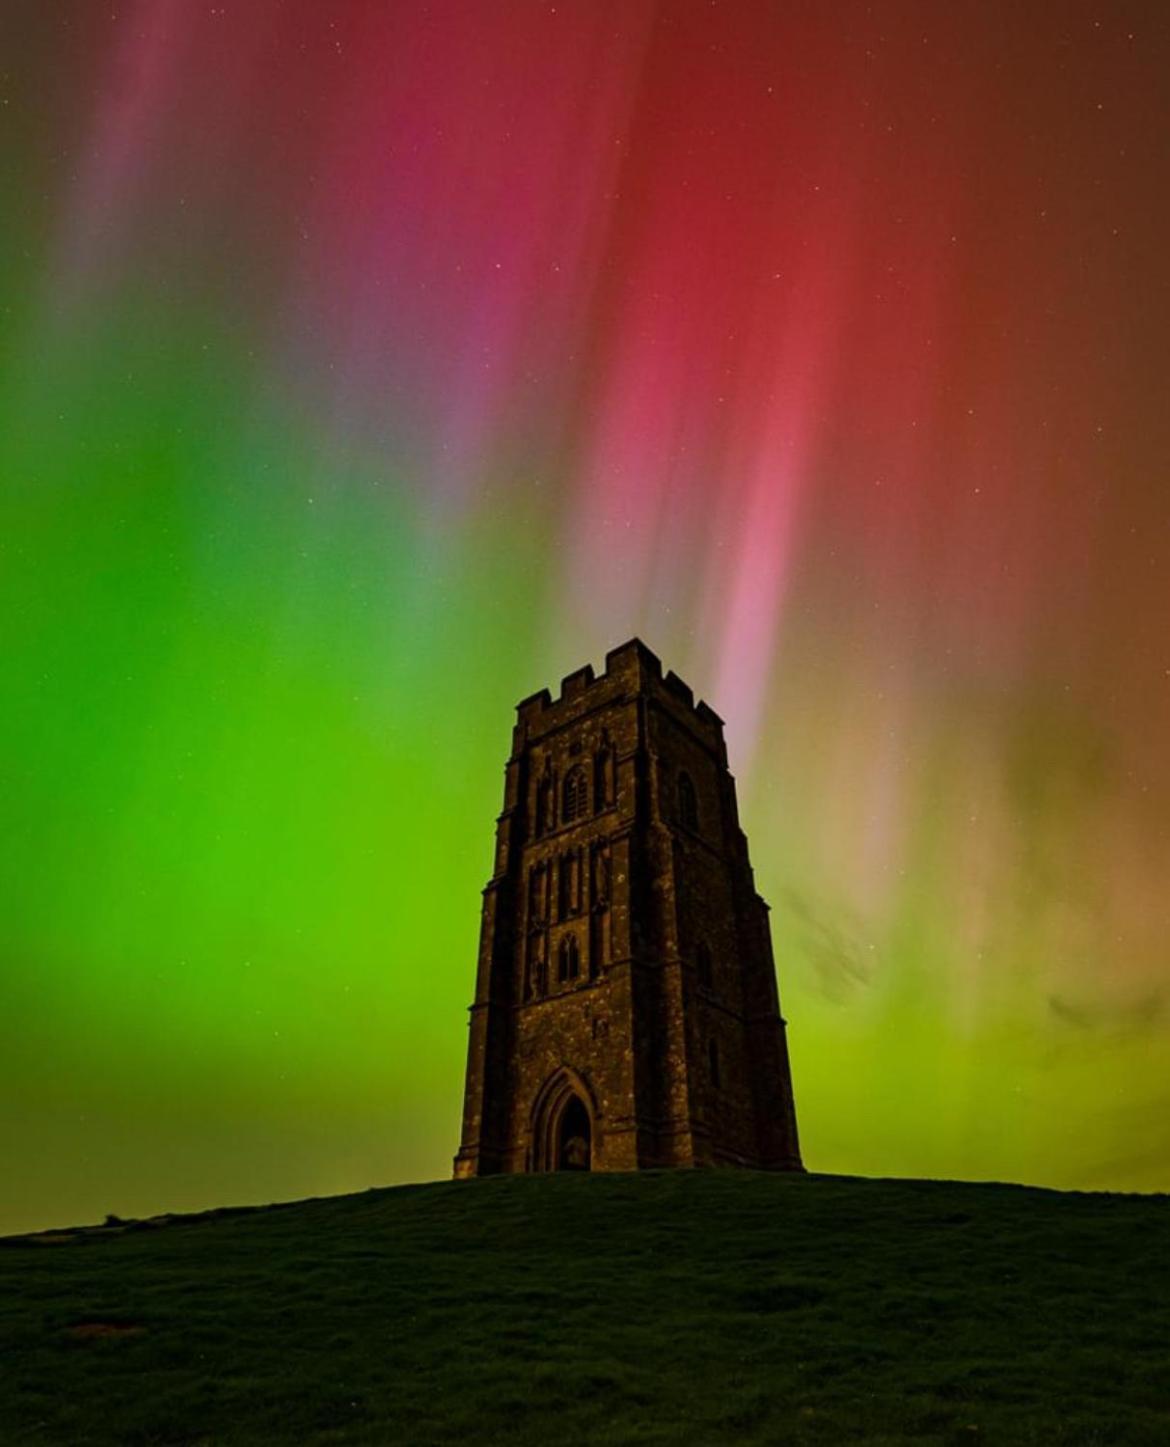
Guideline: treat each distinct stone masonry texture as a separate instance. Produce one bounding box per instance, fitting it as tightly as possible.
[453,640,803,1176]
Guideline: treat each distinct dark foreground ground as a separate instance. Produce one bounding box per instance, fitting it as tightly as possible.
[2,1170,1168,1445]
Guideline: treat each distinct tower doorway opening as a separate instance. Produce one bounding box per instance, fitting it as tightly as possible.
[529,1068,596,1172]
[558,1095,591,1171]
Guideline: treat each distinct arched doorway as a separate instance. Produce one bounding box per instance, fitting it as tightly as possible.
[529,1067,597,1172]
[558,1095,591,1171]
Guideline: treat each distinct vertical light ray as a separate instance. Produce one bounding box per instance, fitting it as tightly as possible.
[52,0,190,293]
[1,2,1168,1230]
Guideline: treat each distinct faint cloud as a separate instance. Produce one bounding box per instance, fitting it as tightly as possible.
[1047,995,1093,1029]
[1047,989,1165,1034]
[780,887,874,1004]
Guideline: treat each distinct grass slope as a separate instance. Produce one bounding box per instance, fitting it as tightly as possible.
[2,1171,1169,1445]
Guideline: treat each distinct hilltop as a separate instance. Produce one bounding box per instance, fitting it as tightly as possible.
[3,1170,1168,1445]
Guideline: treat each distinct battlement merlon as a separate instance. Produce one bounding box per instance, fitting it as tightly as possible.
[510,638,727,752]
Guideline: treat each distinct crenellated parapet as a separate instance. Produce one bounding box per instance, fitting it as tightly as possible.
[512,638,727,767]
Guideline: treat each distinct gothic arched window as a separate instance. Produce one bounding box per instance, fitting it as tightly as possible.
[558,933,580,984]
[696,942,714,990]
[678,771,699,832]
[562,766,589,824]
[708,1037,721,1089]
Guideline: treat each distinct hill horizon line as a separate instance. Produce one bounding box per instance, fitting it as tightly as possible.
[7,1165,1167,1245]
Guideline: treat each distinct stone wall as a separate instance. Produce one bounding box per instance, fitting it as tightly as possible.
[453,639,802,1177]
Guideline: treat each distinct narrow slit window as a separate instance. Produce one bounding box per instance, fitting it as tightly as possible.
[558,933,580,984]
[678,772,698,832]
[594,745,613,810]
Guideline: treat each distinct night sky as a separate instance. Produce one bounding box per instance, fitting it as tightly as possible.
[3,1,1169,1234]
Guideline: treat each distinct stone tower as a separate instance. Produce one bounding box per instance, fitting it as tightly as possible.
[453,640,802,1176]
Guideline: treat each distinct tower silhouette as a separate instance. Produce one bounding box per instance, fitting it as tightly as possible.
[454,640,802,1175]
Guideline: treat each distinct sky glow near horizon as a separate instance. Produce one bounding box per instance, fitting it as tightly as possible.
[2,1,1169,1232]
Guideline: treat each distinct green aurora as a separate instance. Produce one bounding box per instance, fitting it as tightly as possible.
[3,4,1168,1232]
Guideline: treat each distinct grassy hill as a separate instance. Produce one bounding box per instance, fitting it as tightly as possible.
[2,1170,1168,1445]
